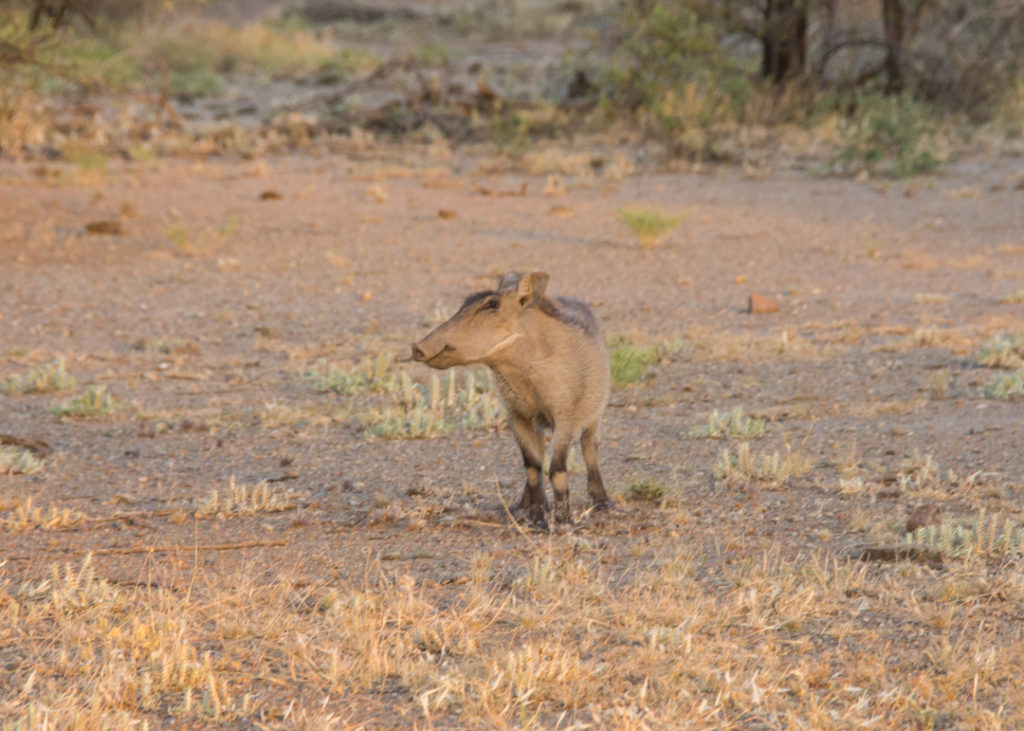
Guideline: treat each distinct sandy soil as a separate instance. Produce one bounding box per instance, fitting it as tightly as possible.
[2,149,1024,725]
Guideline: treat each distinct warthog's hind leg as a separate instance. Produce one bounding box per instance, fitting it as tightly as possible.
[581,425,611,510]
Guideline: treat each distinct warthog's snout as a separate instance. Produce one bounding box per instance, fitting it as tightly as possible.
[411,338,453,365]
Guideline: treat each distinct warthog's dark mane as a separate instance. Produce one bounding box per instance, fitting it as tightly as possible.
[545,296,599,337]
[457,290,598,337]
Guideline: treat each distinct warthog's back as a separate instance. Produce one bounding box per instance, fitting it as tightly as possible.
[541,296,601,339]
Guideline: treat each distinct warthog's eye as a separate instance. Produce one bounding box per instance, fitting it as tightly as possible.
[483,299,499,311]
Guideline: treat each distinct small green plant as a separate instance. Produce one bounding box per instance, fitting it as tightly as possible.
[53,386,115,418]
[618,207,687,247]
[609,343,659,388]
[976,333,1024,369]
[1001,289,1024,304]
[61,141,108,172]
[689,406,766,439]
[832,93,944,178]
[166,224,191,251]
[168,68,225,97]
[1,358,76,394]
[983,369,1024,399]
[907,510,1024,558]
[305,354,397,395]
[364,370,505,440]
[133,337,198,355]
[714,442,811,486]
[0,446,43,475]
[628,479,667,502]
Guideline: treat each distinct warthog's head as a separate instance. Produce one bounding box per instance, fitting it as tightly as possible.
[411,271,549,369]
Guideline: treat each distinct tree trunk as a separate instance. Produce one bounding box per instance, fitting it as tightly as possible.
[881,0,905,93]
[762,0,808,83]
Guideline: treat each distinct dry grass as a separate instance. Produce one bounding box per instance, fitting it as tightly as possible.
[976,333,1024,369]
[2,540,1021,727]
[52,385,116,418]
[364,370,505,440]
[1,496,84,532]
[689,406,767,439]
[1,358,76,394]
[908,509,1024,559]
[714,442,814,487]
[0,446,44,475]
[196,476,295,517]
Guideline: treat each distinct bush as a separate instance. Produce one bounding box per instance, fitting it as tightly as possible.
[601,1,752,157]
[832,93,945,178]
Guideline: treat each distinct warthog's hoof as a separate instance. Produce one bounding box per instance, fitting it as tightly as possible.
[551,520,576,535]
[591,500,615,512]
[511,504,548,530]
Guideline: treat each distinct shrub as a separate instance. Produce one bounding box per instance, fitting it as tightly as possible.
[601,1,752,157]
[609,343,659,388]
[831,93,945,178]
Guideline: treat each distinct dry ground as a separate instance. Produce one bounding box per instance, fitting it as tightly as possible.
[2,148,1024,728]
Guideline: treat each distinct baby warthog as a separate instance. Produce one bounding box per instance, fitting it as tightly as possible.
[412,271,611,526]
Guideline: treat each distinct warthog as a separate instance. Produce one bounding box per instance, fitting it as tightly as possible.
[412,271,611,526]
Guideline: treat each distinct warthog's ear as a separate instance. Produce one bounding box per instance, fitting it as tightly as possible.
[498,272,521,291]
[516,271,549,308]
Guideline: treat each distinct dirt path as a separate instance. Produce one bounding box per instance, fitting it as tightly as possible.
[2,152,1024,726]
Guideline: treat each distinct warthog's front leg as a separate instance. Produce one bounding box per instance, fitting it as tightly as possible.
[510,414,547,523]
[548,424,574,524]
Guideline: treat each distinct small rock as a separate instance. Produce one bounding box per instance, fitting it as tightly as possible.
[906,503,941,533]
[748,293,779,314]
[438,208,457,220]
[85,220,122,235]
[259,190,282,200]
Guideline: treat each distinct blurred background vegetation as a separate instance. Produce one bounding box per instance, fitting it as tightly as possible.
[1,0,1022,175]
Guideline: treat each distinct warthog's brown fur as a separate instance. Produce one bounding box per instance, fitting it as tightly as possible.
[412,271,611,525]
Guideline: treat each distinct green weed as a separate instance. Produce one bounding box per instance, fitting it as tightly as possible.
[0,446,43,475]
[908,510,1024,558]
[169,68,225,98]
[689,406,766,439]
[53,386,115,418]
[602,1,751,157]
[305,354,397,396]
[628,479,667,502]
[983,369,1024,400]
[714,442,812,487]
[61,141,108,172]
[832,93,945,178]
[166,224,190,251]
[146,20,368,81]
[609,343,659,388]
[1,359,76,394]
[618,207,687,247]
[364,370,504,440]
[976,333,1024,369]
